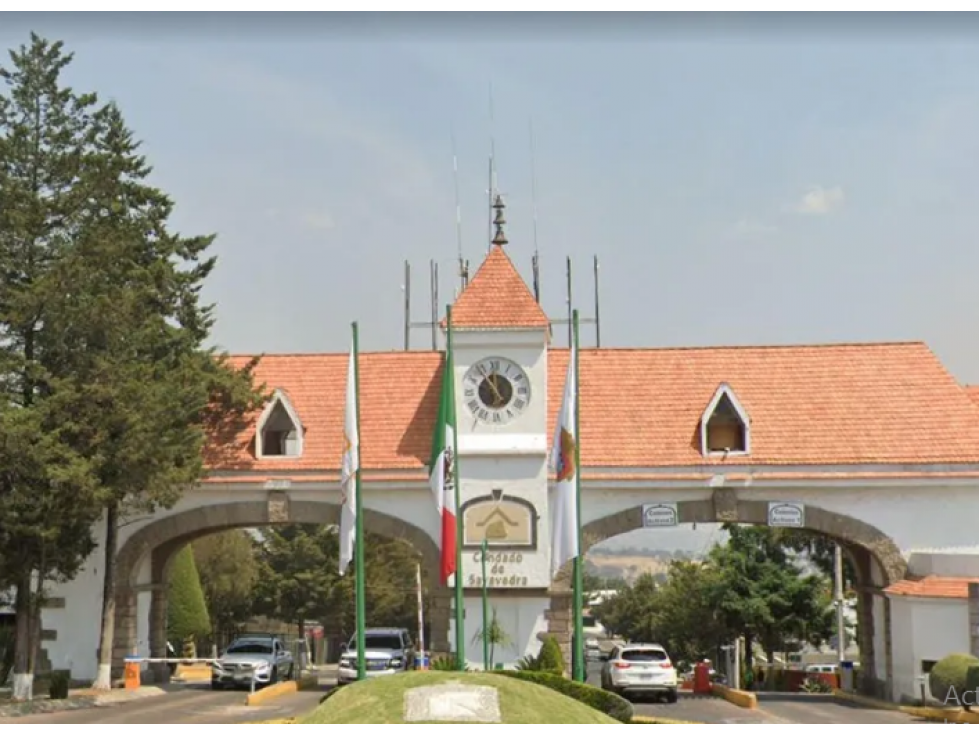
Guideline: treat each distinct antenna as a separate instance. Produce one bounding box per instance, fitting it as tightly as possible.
[401,258,443,351]
[452,134,467,298]
[545,255,602,348]
[530,118,541,304]
[487,83,498,252]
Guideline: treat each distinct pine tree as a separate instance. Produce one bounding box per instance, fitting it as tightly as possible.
[0,33,266,693]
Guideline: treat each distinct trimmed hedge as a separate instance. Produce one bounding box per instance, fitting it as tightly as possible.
[495,670,634,723]
[929,653,979,707]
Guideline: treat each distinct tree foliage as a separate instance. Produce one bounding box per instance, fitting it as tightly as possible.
[193,530,260,637]
[167,545,211,647]
[0,31,265,690]
[708,525,836,668]
[593,525,840,670]
[253,525,430,641]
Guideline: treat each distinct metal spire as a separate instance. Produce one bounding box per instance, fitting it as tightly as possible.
[491,194,508,246]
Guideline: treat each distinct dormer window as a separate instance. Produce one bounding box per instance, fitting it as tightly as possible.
[700,383,750,457]
[256,389,304,459]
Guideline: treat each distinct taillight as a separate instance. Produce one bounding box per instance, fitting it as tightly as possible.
[613,661,631,669]
[660,662,672,669]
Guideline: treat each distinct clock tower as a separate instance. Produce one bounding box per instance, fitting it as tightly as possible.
[445,196,554,667]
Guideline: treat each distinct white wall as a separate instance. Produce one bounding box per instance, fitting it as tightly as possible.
[450,596,549,670]
[890,595,970,704]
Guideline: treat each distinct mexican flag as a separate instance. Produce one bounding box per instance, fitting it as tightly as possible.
[429,352,458,585]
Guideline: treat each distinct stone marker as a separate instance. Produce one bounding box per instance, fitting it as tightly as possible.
[404,682,502,723]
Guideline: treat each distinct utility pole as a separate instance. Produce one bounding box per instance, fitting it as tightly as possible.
[834,543,846,664]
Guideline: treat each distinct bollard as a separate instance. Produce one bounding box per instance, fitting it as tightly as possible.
[124,657,141,691]
[250,671,256,695]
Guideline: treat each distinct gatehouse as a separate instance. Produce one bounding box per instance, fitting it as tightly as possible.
[34,207,979,703]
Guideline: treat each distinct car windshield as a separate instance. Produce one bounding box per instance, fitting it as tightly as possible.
[622,648,667,662]
[348,635,403,650]
[226,642,273,655]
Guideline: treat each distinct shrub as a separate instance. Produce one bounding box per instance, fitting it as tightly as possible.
[430,654,470,672]
[514,654,541,671]
[167,545,211,649]
[495,670,634,723]
[537,635,565,675]
[966,666,979,711]
[800,675,832,694]
[929,653,979,707]
[48,670,70,700]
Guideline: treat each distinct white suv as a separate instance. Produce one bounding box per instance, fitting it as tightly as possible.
[600,643,678,703]
[337,628,414,685]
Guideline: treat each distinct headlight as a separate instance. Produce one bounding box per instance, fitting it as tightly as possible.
[212,662,224,670]
[339,659,352,668]
[256,662,270,670]
[389,657,403,667]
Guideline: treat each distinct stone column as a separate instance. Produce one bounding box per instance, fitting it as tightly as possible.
[969,583,979,658]
[148,586,169,683]
[545,588,573,677]
[429,591,452,655]
[110,587,138,680]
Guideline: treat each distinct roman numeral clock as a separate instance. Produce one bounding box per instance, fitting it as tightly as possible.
[462,357,531,425]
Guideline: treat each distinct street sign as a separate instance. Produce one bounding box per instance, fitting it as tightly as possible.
[642,503,679,528]
[767,501,805,528]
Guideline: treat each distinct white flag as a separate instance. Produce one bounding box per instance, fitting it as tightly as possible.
[339,340,359,575]
[549,342,579,578]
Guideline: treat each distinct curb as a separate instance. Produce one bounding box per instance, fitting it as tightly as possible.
[710,683,757,710]
[899,705,979,724]
[831,689,900,711]
[630,715,702,724]
[245,675,320,707]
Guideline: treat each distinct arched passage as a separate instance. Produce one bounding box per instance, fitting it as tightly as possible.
[550,492,907,700]
[109,494,445,679]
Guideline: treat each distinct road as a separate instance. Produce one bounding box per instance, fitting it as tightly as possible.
[584,663,931,724]
[9,681,324,724]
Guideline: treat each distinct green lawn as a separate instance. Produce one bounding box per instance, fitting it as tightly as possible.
[300,671,622,724]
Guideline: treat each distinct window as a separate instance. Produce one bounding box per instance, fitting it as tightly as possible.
[700,383,750,457]
[256,389,304,458]
[348,635,404,651]
[622,648,668,662]
[227,642,273,655]
[922,660,937,674]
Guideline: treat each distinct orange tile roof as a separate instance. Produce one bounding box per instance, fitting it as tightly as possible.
[885,576,979,599]
[965,385,979,409]
[205,341,979,479]
[447,245,550,330]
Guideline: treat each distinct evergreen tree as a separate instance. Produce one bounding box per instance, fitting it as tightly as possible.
[167,545,211,652]
[0,34,265,689]
[193,531,261,639]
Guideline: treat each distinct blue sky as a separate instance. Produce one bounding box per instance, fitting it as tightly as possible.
[4,14,979,387]
[8,14,979,553]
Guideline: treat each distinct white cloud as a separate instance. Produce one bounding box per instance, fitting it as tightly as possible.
[793,185,845,215]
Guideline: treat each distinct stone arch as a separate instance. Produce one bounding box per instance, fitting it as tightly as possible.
[548,492,906,700]
[110,495,443,679]
[574,497,906,586]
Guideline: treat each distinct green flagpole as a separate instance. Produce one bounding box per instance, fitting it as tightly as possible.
[481,539,490,671]
[447,305,466,671]
[352,321,366,681]
[571,309,585,683]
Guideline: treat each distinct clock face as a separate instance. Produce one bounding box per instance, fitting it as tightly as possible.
[462,357,531,425]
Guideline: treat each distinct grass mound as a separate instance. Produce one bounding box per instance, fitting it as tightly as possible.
[300,671,622,724]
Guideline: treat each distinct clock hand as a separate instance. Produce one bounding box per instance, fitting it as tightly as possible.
[477,365,506,405]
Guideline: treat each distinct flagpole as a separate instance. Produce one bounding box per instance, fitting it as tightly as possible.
[446,304,466,671]
[352,321,366,681]
[571,309,585,683]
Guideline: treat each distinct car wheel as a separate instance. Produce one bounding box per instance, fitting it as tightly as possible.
[665,688,678,704]
[211,681,223,691]
[288,664,295,680]
[270,666,279,685]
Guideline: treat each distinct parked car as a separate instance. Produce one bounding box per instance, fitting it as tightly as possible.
[337,627,415,685]
[600,643,678,703]
[211,634,294,690]
[585,638,603,661]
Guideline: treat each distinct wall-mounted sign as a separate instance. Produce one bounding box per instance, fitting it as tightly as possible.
[467,549,530,588]
[460,489,538,551]
[768,501,805,528]
[264,479,291,490]
[642,503,679,528]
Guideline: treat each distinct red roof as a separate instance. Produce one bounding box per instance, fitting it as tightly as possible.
[448,245,549,330]
[885,576,979,600]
